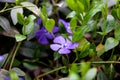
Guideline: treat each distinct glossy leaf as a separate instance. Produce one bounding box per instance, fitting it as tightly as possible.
[69,64,80,80]
[70,17,77,32]
[96,43,104,52]
[12,67,25,76]
[115,26,120,41]
[96,43,105,56]
[23,62,38,70]
[11,6,23,25]
[97,70,107,80]
[85,68,97,80]
[0,16,12,33]
[84,2,104,24]
[105,37,119,51]
[116,7,120,19]
[45,19,55,33]
[22,15,36,35]
[81,62,90,76]
[20,2,40,16]
[72,26,89,42]
[22,22,34,35]
[9,70,19,80]
[66,0,84,12]
[17,13,24,25]
[15,34,26,42]
[66,11,76,18]
[77,38,90,52]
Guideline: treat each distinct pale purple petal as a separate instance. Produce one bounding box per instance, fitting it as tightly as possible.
[38,35,49,44]
[0,56,4,61]
[50,44,61,51]
[58,48,71,54]
[59,19,72,34]
[53,36,66,44]
[67,43,79,49]
[52,26,59,33]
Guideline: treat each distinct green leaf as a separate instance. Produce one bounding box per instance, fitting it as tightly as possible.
[22,22,34,35]
[41,6,48,18]
[117,7,120,19]
[66,0,77,11]
[81,62,90,76]
[66,11,76,18]
[72,26,89,42]
[15,34,26,42]
[85,68,97,80]
[26,15,36,23]
[77,38,90,52]
[12,67,25,76]
[9,70,19,80]
[22,15,36,35]
[69,64,80,80]
[105,37,119,51]
[101,3,108,18]
[106,64,116,80]
[23,62,38,70]
[20,2,40,16]
[10,6,23,25]
[70,17,77,31]
[17,13,24,25]
[84,2,104,24]
[115,26,120,41]
[45,19,55,33]
[0,16,12,33]
[19,47,34,58]
[97,70,107,80]
[66,0,84,12]
[0,69,9,79]
[54,52,62,61]
[27,23,40,40]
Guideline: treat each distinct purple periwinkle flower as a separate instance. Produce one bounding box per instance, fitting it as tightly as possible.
[59,19,72,34]
[37,18,42,25]
[0,55,4,61]
[35,26,59,45]
[50,36,79,54]
[4,77,24,80]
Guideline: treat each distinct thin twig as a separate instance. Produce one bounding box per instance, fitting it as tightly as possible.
[0,5,35,13]
[9,42,22,70]
[34,61,120,80]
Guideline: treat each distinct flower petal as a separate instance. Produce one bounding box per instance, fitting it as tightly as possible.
[35,30,44,39]
[53,36,66,44]
[59,19,72,34]
[68,43,79,49]
[58,48,71,54]
[37,18,42,25]
[0,56,4,61]
[46,33,53,39]
[38,35,49,45]
[50,44,61,51]
[52,26,59,33]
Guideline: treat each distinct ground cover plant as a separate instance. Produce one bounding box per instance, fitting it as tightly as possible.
[0,0,120,80]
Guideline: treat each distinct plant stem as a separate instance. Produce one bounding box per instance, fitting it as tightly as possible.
[34,61,120,80]
[9,42,22,70]
[3,42,17,69]
[0,5,35,13]
[34,66,66,80]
